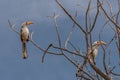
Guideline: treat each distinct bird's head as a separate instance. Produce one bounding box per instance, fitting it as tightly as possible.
[22,21,33,26]
[92,41,106,46]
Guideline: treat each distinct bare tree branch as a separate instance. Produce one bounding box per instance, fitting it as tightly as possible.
[89,0,100,33]
[89,59,111,80]
[56,0,86,34]
[99,0,120,30]
[65,11,77,49]
[8,20,19,34]
[42,44,52,63]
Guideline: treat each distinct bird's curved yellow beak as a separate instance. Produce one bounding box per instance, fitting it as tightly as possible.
[26,21,33,25]
[99,41,106,45]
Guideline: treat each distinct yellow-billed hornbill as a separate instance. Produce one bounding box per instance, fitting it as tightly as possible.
[76,41,106,77]
[20,21,33,59]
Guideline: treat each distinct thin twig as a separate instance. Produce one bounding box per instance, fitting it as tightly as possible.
[56,0,86,34]
[89,59,111,80]
[85,0,91,54]
[64,24,75,49]
[85,0,91,33]
[106,0,113,17]
[99,0,120,30]
[53,13,62,47]
[42,44,52,63]
[53,13,78,67]
[65,11,77,49]
[89,0,100,33]
[8,20,19,34]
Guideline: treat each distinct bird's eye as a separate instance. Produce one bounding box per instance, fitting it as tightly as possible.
[96,41,100,45]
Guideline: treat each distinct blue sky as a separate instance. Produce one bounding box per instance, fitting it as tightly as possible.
[0,0,119,80]
[0,0,79,80]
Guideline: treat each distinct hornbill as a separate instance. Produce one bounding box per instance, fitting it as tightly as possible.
[76,41,106,77]
[20,21,33,59]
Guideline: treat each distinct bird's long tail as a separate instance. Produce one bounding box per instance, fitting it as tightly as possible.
[22,43,28,59]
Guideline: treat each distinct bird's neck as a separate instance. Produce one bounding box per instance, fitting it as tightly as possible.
[22,25,28,28]
[92,45,99,50]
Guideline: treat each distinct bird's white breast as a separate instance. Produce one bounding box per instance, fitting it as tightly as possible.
[21,26,29,43]
[93,48,98,58]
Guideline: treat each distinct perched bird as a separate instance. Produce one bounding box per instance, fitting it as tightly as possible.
[76,41,106,76]
[20,21,33,59]
[82,41,106,67]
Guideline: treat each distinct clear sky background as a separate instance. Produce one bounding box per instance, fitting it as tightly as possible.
[0,0,119,80]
